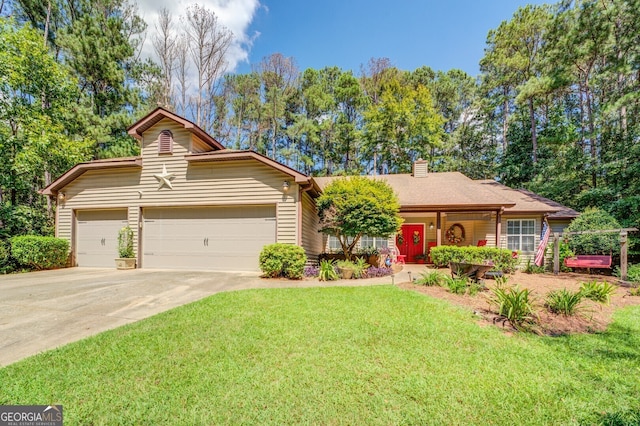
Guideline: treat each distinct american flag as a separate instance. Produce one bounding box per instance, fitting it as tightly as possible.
[534,219,550,267]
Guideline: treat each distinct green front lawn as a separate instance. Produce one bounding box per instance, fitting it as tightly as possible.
[2,286,639,425]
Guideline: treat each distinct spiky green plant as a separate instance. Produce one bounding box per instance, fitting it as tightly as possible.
[444,276,469,295]
[545,289,585,316]
[468,282,484,296]
[489,285,537,330]
[415,270,447,286]
[579,281,617,304]
[318,259,338,281]
[352,257,369,279]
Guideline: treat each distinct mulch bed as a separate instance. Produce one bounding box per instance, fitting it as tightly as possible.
[398,269,640,336]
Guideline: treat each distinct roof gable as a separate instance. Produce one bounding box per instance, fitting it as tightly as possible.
[127,107,225,151]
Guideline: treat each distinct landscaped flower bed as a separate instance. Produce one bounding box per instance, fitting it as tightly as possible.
[403,267,640,336]
[305,259,392,281]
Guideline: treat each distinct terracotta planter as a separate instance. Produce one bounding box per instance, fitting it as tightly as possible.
[115,258,136,270]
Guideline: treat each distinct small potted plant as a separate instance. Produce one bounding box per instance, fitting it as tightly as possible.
[336,259,355,279]
[115,226,136,270]
[414,253,427,264]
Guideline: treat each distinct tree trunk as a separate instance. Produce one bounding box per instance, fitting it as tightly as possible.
[585,85,597,188]
[43,0,51,46]
[528,97,537,164]
[502,95,509,152]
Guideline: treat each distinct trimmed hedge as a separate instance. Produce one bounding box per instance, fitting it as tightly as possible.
[0,240,8,269]
[430,246,519,273]
[259,243,307,279]
[10,236,69,270]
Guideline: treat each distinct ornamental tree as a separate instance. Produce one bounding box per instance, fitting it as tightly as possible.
[317,176,403,260]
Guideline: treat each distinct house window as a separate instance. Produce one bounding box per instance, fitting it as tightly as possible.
[507,219,535,252]
[158,130,173,154]
[360,235,389,250]
[328,235,355,252]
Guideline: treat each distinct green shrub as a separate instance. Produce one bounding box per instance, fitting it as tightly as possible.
[258,243,307,279]
[318,259,338,281]
[614,264,640,283]
[430,246,518,273]
[630,286,640,297]
[579,281,617,304]
[0,240,8,267]
[117,226,135,258]
[565,208,621,255]
[489,285,537,330]
[545,289,585,316]
[0,239,13,273]
[415,270,447,286]
[10,235,69,270]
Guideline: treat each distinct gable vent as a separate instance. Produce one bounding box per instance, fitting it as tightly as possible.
[158,130,173,154]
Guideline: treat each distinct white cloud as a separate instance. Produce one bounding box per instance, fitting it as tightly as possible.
[135,0,261,72]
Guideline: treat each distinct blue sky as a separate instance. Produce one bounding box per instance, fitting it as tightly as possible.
[138,0,548,78]
[236,0,548,77]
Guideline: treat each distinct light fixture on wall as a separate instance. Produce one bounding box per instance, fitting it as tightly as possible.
[429,222,434,230]
[58,192,66,201]
[282,181,290,192]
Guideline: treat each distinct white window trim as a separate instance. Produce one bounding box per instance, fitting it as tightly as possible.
[506,219,536,253]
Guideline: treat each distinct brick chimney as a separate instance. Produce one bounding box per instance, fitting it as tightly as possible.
[412,159,428,178]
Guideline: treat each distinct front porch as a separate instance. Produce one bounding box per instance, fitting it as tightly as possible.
[394,210,553,266]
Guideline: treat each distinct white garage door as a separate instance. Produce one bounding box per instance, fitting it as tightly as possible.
[76,210,128,267]
[142,206,276,271]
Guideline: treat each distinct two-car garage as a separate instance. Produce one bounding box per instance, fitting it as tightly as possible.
[75,206,277,271]
[142,205,276,271]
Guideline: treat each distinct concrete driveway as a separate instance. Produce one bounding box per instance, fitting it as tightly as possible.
[1,267,410,366]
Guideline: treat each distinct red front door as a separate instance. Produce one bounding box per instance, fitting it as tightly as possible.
[397,224,424,263]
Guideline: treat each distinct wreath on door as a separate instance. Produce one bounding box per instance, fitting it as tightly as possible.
[446,223,465,244]
[396,231,404,245]
[413,230,421,245]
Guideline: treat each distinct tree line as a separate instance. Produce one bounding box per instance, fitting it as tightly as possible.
[0,0,638,249]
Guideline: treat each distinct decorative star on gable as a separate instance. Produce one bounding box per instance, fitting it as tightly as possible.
[154,163,175,190]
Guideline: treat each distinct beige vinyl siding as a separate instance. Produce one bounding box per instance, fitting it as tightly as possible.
[128,207,140,256]
[54,118,299,267]
[57,206,73,241]
[441,218,475,247]
[277,199,298,244]
[474,218,496,247]
[301,192,322,262]
[191,135,213,153]
[549,219,571,234]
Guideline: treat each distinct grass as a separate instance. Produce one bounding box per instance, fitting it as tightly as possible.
[1,286,640,425]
